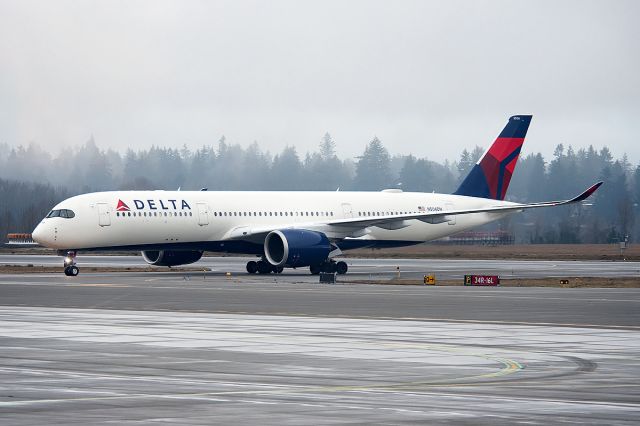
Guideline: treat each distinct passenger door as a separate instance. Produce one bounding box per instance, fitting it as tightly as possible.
[445,202,456,225]
[341,203,353,219]
[196,203,209,226]
[97,203,111,226]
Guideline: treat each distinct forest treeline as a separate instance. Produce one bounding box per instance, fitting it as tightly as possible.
[1,133,638,244]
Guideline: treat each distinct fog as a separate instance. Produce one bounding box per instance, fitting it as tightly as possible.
[1,0,638,162]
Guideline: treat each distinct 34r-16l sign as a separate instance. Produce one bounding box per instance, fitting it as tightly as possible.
[464,275,500,286]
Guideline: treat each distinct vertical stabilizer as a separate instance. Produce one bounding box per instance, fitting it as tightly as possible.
[454,115,532,200]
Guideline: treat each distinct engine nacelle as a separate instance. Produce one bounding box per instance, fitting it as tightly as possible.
[141,250,203,267]
[264,229,331,268]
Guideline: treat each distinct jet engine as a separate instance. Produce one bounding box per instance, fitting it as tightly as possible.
[264,229,331,268]
[141,250,203,267]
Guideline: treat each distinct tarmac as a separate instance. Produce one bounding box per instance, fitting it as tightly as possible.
[2,254,640,279]
[0,255,639,424]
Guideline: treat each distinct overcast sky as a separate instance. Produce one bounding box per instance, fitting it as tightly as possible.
[1,0,638,163]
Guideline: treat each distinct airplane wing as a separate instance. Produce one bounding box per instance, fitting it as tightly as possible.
[223,182,602,240]
[326,181,603,229]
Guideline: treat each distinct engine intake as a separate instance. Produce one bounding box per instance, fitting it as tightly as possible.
[141,250,203,267]
[264,229,331,267]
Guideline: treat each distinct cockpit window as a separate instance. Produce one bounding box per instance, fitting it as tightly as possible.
[46,209,75,219]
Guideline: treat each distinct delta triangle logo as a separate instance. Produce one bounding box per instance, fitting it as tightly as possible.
[116,199,130,212]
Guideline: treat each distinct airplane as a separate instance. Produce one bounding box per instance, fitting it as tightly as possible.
[31,115,602,276]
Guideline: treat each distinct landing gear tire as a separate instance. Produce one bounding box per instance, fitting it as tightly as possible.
[310,264,321,275]
[246,261,258,274]
[336,261,348,275]
[64,265,79,276]
[274,266,284,274]
[257,260,272,274]
[62,251,79,276]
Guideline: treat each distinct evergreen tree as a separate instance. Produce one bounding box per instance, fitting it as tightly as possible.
[353,137,392,190]
[319,132,336,160]
[399,155,433,192]
[270,146,303,190]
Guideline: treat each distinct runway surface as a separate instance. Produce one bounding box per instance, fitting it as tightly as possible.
[1,272,639,327]
[1,260,640,424]
[1,305,639,425]
[2,254,640,280]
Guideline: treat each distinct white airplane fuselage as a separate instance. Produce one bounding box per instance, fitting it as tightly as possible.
[32,190,514,252]
[29,115,603,276]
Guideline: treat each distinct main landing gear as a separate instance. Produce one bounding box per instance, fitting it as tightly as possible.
[63,251,79,276]
[246,259,284,274]
[246,258,347,275]
[310,260,348,275]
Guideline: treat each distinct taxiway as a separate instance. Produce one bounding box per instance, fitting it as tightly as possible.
[0,257,639,424]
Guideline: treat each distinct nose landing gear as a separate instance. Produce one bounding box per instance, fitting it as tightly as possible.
[63,251,79,276]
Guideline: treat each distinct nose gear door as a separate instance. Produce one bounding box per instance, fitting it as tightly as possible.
[97,203,111,226]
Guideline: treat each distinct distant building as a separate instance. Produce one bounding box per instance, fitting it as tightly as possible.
[6,233,36,245]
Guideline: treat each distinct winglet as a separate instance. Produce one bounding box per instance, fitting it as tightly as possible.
[567,181,603,204]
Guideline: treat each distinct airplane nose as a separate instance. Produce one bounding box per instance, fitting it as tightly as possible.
[32,223,48,246]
